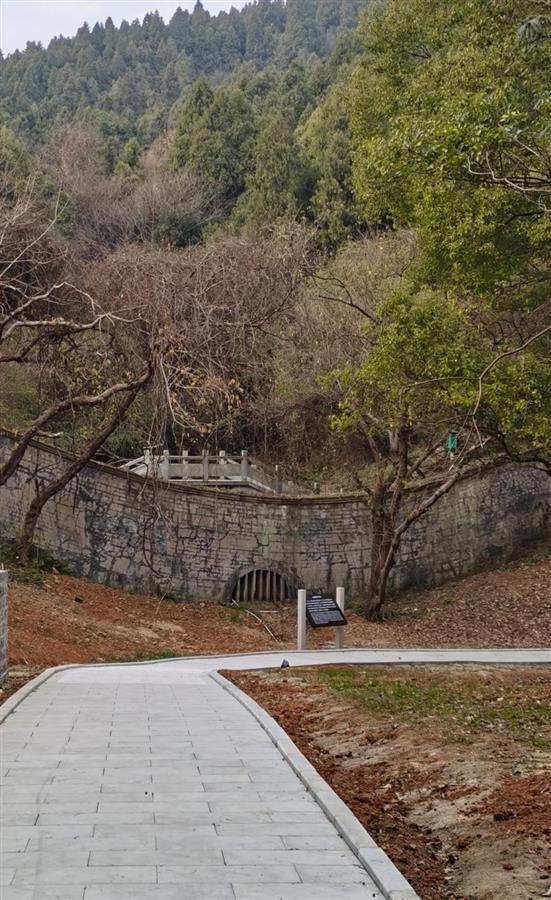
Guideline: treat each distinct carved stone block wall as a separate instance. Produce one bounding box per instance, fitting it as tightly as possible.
[0,436,548,601]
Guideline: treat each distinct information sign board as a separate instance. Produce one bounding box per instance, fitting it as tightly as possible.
[305,592,347,629]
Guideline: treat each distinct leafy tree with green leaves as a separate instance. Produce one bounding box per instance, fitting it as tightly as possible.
[172,78,214,170]
[233,114,312,228]
[114,137,141,180]
[352,0,551,297]
[338,0,551,617]
[298,77,363,249]
[330,282,550,619]
[184,86,257,200]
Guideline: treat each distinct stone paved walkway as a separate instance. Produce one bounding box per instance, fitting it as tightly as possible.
[3,648,549,899]
[1,666,385,900]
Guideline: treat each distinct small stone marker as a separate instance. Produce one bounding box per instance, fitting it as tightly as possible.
[306,591,347,628]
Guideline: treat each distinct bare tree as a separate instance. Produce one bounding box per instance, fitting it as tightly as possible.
[0,192,154,485]
[41,124,220,255]
[0,190,170,558]
[86,223,314,451]
[15,367,155,560]
[249,231,418,475]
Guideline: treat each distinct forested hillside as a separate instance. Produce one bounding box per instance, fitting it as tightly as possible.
[1,0,368,244]
[0,1,365,146]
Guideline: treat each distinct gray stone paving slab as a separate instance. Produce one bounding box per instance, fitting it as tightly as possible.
[1,663,417,899]
[215,822,337,835]
[282,833,349,849]
[1,888,85,900]
[296,864,371,883]
[157,864,301,883]
[1,838,29,853]
[5,826,94,843]
[156,834,287,851]
[1,868,17,885]
[36,811,156,825]
[92,823,216,841]
[84,887,235,900]
[234,887,384,900]
[223,849,358,866]
[12,866,157,884]
[2,813,40,826]
[25,836,157,854]
[1,851,91,870]
[88,848,225,866]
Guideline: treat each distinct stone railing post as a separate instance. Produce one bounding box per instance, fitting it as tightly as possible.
[241,450,249,483]
[144,448,151,477]
[202,450,209,482]
[160,450,170,480]
[180,449,188,480]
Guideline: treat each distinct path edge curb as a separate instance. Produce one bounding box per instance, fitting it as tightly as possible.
[0,665,73,724]
[3,645,550,723]
[211,670,420,900]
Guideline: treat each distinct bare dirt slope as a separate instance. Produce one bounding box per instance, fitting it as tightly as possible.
[227,665,551,900]
[5,554,551,670]
[7,572,275,668]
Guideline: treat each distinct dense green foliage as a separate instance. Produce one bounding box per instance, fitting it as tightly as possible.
[0,0,365,148]
[345,0,551,459]
[1,1,369,243]
[171,33,366,239]
[352,0,551,297]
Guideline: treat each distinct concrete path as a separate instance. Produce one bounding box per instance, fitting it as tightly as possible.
[47,646,551,681]
[2,647,550,899]
[1,666,388,900]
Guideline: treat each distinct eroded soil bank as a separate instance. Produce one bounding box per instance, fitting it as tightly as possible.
[226,665,551,900]
[5,555,551,674]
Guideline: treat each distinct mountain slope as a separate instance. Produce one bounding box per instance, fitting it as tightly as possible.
[0,0,368,147]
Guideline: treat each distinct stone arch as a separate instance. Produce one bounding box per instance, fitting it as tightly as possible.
[227,563,297,604]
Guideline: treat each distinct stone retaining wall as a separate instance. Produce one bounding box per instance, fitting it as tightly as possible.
[0,435,549,601]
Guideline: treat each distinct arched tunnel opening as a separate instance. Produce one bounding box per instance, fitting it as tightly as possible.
[232,568,292,604]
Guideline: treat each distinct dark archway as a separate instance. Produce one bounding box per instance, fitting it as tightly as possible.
[232,568,292,603]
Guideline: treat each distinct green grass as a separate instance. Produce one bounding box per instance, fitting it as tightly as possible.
[0,537,73,583]
[103,651,190,663]
[506,540,551,567]
[303,666,551,748]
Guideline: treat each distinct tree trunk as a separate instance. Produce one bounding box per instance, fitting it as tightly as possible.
[364,465,465,621]
[0,377,154,489]
[365,481,396,621]
[16,382,147,562]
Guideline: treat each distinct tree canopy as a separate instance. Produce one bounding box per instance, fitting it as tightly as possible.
[0,0,367,148]
[352,0,551,297]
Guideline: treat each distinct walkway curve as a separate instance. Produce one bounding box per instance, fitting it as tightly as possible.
[2,648,550,900]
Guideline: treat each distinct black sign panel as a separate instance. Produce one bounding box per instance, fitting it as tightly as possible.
[306,592,347,629]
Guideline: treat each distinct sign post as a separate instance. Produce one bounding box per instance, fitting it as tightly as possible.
[335,586,345,649]
[297,589,306,651]
[297,588,347,650]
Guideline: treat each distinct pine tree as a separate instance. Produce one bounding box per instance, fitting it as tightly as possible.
[187,86,256,198]
[234,113,312,227]
[172,77,214,169]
